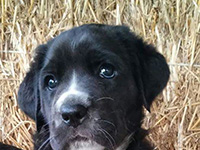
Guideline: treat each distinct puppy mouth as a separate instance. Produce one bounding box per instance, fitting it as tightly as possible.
[68,136,105,150]
[70,135,88,141]
[68,135,90,147]
[68,132,90,142]
[51,115,117,149]
[51,125,109,150]
[54,125,96,142]
[65,130,106,150]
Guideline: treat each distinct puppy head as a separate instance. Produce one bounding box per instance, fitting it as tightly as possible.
[18,24,169,150]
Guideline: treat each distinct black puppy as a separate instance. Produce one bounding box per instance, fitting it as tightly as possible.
[18,24,170,150]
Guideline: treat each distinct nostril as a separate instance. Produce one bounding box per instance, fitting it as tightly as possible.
[61,113,70,123]
[75,106,87,120]
[60,104,88,127]
[75,112,82,120]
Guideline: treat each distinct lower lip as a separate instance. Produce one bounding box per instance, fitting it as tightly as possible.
[70,135,89,142]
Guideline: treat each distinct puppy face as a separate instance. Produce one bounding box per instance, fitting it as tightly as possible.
[18,24,170,150]
[40,26,140,149]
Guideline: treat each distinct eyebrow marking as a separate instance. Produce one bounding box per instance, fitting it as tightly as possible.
[55,71,89,111]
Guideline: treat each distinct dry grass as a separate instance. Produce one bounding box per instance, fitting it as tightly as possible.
[0,0,200,150]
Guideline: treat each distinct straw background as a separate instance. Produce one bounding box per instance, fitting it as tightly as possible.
[0,0,200,150]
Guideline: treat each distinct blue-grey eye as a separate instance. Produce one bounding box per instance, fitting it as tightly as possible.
[99,64,116,79]
[45,75,57,90]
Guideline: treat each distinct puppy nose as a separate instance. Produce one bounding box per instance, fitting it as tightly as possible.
[60,104,88,127]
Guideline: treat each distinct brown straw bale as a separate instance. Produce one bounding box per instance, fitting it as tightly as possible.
[0,0,199,149]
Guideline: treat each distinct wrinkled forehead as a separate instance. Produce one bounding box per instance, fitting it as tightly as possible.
[43,27,127,69]
[46,28,93,60]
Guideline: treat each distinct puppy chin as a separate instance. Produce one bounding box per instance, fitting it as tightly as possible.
[49,121,105,150]
[50,135,105,150]
[69,139,105,150]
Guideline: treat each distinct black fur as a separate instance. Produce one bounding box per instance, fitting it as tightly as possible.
[16,24,169,150]
[0,142,21,150]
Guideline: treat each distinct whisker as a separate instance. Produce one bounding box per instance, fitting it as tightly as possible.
[96,127,116,149]
[42,120,54,127]
[97,128,113,148]
[100,128,116,146]
[36,120,54,135]
[37,128,50,137]
[96,97,114,102]
[37,136,55,150]
[98,119,116,129]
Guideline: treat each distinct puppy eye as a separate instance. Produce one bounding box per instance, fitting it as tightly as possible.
[44,75,57,90]
[99,64,117,79]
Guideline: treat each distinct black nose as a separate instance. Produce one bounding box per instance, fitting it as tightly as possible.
[60,104,88,127]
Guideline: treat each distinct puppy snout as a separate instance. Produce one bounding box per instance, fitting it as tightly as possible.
[60,104,88,127]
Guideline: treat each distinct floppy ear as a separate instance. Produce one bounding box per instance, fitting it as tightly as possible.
[135,43,170,111]
[110,25,170,110]
[18,44,48,121]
